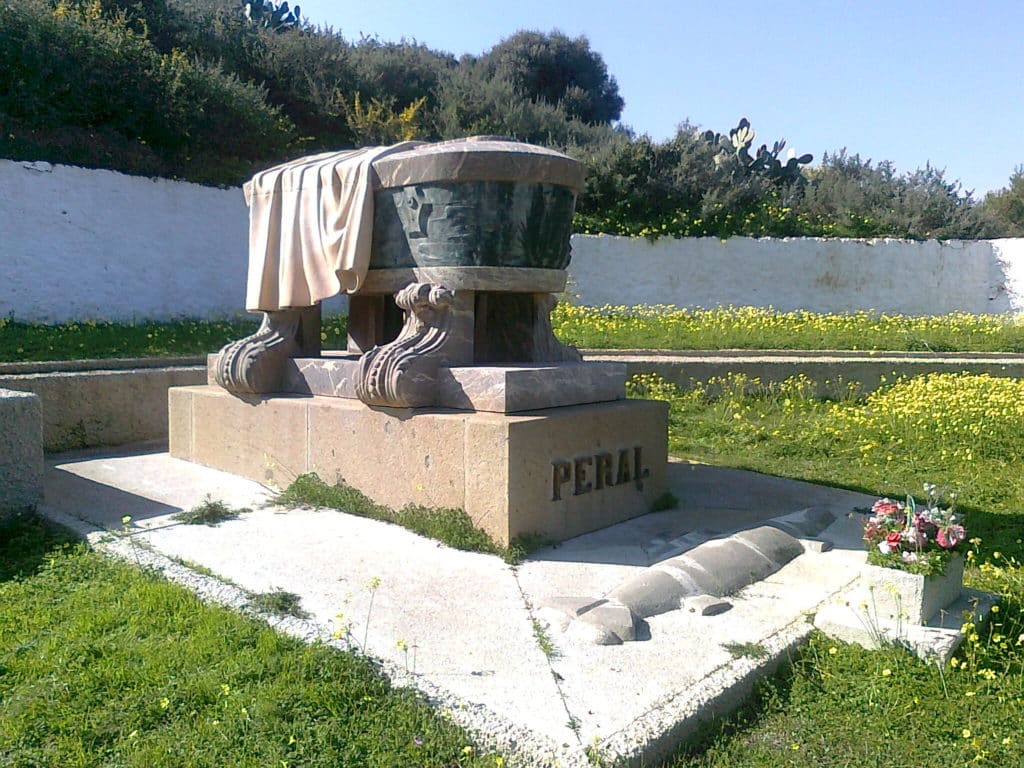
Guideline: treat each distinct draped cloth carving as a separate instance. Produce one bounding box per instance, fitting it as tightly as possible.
[244,142,421,311]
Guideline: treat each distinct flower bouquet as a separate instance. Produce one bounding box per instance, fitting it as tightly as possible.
[860,484,967,624]
[863,483,966,576]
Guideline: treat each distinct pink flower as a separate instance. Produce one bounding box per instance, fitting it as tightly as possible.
[936,524,966,549]
[885,532,903,550]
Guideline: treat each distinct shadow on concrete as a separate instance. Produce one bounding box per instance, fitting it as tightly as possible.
[43,460,181,530]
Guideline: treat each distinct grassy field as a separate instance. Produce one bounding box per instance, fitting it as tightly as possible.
[0,516,502,768]
[553,304,1024,352]
[0,316,349,363]
[4,306,1024,362]
[629,370,1024,767]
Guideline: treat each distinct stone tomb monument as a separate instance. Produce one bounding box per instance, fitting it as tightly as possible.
[169,137,668,545]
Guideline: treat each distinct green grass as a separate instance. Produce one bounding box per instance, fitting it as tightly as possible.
[275,473,523,561]
[0,513,499,768]
[275,474,555,565]
[629,371,1024,558]
[552,304,1024,352]
[5,307,1024,363]
[623,372,1024,767]
[0,315,349,363]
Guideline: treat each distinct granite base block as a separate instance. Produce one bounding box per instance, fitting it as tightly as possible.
[814,588,997,665]
[436,362,626,412]
[169,385,667,546]
[249,353,629,413]
[862,555,965,625]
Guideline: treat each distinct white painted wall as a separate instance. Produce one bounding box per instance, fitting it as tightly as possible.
[1,159,250,323]
[568,235,1024,314]
[3,160,1023,320]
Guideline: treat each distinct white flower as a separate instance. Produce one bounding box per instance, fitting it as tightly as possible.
[878,541,893,554]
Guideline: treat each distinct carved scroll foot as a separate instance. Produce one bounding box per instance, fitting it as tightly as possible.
[355,283,456,408]
[214,310,301,395]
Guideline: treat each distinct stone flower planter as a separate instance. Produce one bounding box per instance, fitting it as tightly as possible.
[862,554,964,625]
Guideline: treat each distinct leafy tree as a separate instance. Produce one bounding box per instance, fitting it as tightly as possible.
[473,30,623,124]
[0,0,293,181]
[979,167,1024,236]
[433,65,610,147]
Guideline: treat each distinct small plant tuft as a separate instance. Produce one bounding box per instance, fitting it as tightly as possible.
[173,496,250,526]
[248,589,308,619]
[651,490,679,512]
[531,618,556,658]
[504,533,554,565]
[723,641,769,660]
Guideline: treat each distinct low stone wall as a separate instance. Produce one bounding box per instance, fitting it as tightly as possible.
[1,160,251,323]
[0,362,206,452]
[6,352,1023,456]
[0,388,43,519]
[568,236,1024,314]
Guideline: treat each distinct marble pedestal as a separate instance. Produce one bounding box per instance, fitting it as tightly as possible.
[169,385,668,546]
[268,354,628,413]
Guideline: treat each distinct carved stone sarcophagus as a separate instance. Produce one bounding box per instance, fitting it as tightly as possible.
[216,137,590,407]
[177,137,669,547]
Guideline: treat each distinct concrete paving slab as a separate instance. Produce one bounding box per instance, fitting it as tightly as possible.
[38,446,964,767]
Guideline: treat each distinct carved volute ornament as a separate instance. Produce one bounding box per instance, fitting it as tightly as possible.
[355,282,457,408]
[214,304,321,395]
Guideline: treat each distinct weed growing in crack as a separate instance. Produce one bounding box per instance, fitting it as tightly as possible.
[174,496,250,526]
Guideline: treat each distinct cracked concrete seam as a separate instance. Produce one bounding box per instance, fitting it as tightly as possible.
[509,561,584,749]
[35,504,585,768]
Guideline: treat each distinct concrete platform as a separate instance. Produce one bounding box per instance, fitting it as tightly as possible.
[35,446,989,767]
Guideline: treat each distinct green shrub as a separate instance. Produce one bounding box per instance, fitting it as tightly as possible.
[472,29,624,124]
[0,0,294,182]
[979,167,1024,236]
[573,120,813,239]
[792,150,993,240]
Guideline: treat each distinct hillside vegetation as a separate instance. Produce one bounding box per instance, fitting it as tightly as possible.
[2,0,1022,239]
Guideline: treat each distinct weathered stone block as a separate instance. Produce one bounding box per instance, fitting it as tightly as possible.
[169,385,668,546]
[281,357,626,413]
[173,386,310,487]
[437,362,626,412]
[307,397,470,512]
[862,556,965,625]
[0,365,206,451]
[0,388,43,521]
